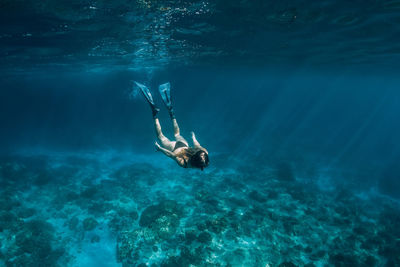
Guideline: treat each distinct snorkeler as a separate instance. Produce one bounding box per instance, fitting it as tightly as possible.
[135,81,209,171]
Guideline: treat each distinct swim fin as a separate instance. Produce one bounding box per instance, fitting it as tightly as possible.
[159,82,172,108]
[159,82,175,118]
[135,81,159,118]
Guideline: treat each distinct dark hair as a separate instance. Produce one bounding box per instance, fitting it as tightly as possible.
[187,148,209,170]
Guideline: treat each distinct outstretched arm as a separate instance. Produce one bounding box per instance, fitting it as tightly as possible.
[155,142,175,158]
[191,131,201,147]
[191,132,208,154]
[155,142,187,167]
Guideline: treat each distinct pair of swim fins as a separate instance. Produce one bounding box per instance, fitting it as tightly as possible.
[135,81,173,116]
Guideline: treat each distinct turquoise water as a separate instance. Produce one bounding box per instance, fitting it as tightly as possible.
[1,1,400,266]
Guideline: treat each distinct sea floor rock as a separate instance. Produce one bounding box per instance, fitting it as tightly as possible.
[0,153,399,266]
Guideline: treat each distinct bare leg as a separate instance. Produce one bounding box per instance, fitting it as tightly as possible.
[172,118,180,136]
[154,118,175,151]
[171,117,188,145]
[158,83,187,145]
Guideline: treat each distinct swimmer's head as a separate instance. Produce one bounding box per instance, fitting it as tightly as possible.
[191,150,209,171]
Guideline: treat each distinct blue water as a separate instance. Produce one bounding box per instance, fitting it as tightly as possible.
[1,1,400,266]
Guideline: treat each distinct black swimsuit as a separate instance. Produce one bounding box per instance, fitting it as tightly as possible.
[174,141,188,151]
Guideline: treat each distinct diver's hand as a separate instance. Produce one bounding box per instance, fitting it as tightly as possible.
[155,142,161,151]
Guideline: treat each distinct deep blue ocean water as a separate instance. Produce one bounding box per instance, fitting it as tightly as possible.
[1,1,400,266]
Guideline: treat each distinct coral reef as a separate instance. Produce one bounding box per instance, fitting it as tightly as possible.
[82,217,98,231]
[0,153,399,266]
